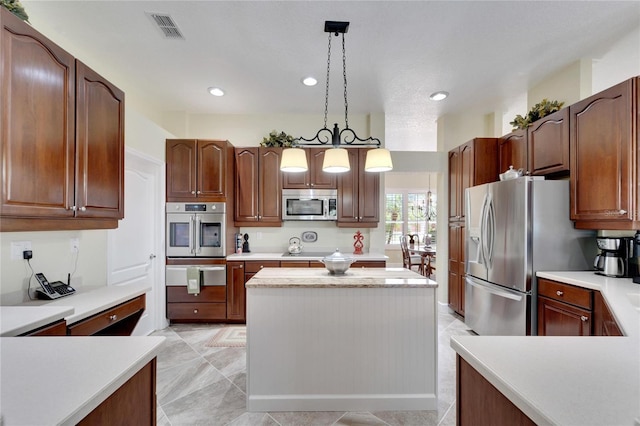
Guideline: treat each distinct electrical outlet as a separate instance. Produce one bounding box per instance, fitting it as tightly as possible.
[70,238,80,253]
[10,241,32,260]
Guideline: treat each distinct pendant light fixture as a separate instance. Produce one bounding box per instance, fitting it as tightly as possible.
[281,21,393,174]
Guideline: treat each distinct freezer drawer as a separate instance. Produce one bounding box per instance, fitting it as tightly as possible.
[464,276,533,336]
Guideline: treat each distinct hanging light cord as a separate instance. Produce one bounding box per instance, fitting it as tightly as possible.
[342,33,349,130]
[323,32,332,130]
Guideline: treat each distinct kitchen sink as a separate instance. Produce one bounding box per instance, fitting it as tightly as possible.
[626,293,640,311]
[281,252,330,257]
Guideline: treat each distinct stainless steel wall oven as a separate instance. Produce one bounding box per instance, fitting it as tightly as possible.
[166,202,226,257]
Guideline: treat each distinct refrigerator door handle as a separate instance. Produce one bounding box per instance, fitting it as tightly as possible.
[466,277,523,302]
[485,196,495,267]
[479,193,489,266]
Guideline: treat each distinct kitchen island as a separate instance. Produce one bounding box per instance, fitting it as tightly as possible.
[245,267,438,412]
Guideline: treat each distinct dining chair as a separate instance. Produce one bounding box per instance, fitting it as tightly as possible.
[401,235,424,274]
[423,253,436,278]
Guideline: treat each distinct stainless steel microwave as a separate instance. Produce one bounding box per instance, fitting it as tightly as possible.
[282,189,337,221]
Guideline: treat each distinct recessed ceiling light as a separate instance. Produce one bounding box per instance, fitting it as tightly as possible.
[301,76,318,86]
[429,91,449,101]
[208,87,225,96]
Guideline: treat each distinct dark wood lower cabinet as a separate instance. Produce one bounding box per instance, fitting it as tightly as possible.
[22,319,67,336]
[167,285,227,322]
[593,291,623,336]
[457,356,536,426]
[68,295,146,336]
[537,296,592,336]
[78,358,156,425]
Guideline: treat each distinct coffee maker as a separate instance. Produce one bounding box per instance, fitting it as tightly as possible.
[594,236,634,277]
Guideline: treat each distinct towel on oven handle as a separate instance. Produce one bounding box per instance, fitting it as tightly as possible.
[186,266,200,294]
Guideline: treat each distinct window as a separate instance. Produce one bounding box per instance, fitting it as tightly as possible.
[385,190,437,247]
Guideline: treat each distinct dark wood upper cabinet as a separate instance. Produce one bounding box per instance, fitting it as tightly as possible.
[527,108,569,177]
[570,77,638,230]
[75,60,124,219]
[166,139,230,202]
[1,9,124,230]
[282,148,336,189]
[234,147,282,226]
[498,129,527,174]
[448,138,498,222]
[336,148,379,227]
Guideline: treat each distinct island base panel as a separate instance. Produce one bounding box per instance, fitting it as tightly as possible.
[457,355,536,426]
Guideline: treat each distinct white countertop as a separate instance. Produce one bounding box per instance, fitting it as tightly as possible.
[22,282,150,325]
[0,306,74,336]
[246,267,437,288]
[451,335,639,426]
[451,271,640,426]
[537,271,640,337]
[227,251,388,261]
[0,336,165,425]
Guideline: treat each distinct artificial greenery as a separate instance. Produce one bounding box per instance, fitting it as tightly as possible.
[510,98,565,130]
[260,130,296,147]
[1,0,29,22]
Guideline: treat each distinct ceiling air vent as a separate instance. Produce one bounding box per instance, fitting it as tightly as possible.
[146,12,185,40]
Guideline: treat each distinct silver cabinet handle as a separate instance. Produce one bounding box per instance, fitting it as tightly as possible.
[619,210,627,215]
[69,206,77,211]
[197,190,201,194]
[193,309,199,314]
[260,265,264,269]
[581,316,588,322]
[556,290,564,296]
[191,190,196,194]
[109,314,117,321]
[79,206,86,212]
[310,183,315,187]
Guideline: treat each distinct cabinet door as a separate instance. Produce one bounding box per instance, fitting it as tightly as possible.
[337,149,359,224]
[593,292,623,336]
[527,108,569,176]
[167,140,197,200]
[537,297,591,336]
[448,148,461,221]
[1,8,75,217]
[258,147,282,223]
[357,149,380,224]
[226,261,245,321]
[309,148,336,189]
[75,60,124,219]
[234,147,259,222]
[570,78,636,228]
[499,129,527,173]
[448,223,465,315]
[198,140,227,199]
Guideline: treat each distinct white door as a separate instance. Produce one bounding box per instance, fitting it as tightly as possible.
[107,148,167,335]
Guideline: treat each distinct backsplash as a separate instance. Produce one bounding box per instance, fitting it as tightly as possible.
[239,221,376,254]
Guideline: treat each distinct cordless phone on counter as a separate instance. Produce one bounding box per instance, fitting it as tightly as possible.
[35,273,76,300]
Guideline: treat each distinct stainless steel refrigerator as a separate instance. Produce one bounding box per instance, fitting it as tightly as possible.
[464,176,596,336]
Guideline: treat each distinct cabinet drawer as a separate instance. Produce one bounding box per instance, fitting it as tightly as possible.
[538,278,592,310]
[280,261,310,268]
[68,295,146,336]
[167,285,226,303]
[352,261,386,268]
[245,260,280,273]
[23,320,67,336]
[167,302,226,320]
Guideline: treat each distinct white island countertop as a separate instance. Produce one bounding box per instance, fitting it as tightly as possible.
[451,271,640,426]
[246,267,437,288]
[0,305,74,336]
[0,335,165,425]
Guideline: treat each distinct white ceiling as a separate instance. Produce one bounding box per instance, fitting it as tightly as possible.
[20,1,640,151]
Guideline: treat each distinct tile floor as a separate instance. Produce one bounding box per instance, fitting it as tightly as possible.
[151,304,473,426]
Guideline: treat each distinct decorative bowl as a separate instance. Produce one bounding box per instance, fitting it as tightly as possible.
[320,248,355,275]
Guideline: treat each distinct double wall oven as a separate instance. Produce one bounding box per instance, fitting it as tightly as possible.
[166,203,227,306]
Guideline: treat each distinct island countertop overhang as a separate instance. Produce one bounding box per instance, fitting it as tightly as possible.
[246,267,437,288]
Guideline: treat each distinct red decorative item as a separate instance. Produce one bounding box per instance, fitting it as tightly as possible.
[353,230,364,255]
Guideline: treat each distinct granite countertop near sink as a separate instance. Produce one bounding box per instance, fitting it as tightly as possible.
[227,251,388,261]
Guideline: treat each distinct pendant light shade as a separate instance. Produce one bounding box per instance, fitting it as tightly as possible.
[322,148,350,173]
[280,148,308,172]
[364,148,393,172]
